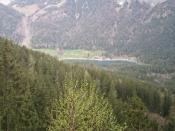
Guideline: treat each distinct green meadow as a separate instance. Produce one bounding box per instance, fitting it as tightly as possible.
[33,49,105,59]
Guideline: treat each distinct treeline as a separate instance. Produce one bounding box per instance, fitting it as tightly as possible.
[0,38,175,131]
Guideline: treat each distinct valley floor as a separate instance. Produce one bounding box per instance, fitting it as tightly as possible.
[33,48,142,64]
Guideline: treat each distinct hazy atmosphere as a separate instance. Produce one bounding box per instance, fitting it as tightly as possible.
[0,0,175,130]
[0,0,166,5]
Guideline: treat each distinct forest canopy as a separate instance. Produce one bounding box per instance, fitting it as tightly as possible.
[0,38,174,131]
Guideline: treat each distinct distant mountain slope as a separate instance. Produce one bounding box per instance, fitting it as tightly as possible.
[9,0,152,49]
[29,0,152,50]
[0,4,23,43]
[117,0,175,71]
[0,0,175,70]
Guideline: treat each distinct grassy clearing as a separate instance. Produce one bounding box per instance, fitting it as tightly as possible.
[33,49,105,59]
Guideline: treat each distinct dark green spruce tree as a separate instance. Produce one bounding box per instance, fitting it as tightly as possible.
[0,39,38,131]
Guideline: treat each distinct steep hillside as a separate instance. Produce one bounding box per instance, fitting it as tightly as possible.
[0,0,175,71]
[117,0,175,71]
[10,0,152,49]
[30,0,151,49]
[0,38,175,130]
[0,4,23,43]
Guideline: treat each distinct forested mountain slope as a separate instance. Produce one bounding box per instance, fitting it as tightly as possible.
[0,0,172,72]
[10,0,151,49]
[0,4,23,43]
[0,0,174,68]
[116,0,175,71]
[0,38,175,131]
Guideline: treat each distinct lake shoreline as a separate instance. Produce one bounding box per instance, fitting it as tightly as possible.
[60,57,143,65]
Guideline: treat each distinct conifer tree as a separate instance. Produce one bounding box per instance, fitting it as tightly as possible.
[0,40,39,131]
[162,92,172,117]
[49,75,124,131]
